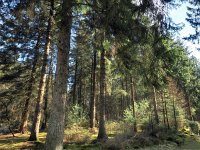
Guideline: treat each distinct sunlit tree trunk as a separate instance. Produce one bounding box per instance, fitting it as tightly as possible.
[161,92,166,128]
[29,0,53,141]
[90,48,97,128]
[152,85,159,124]
[121,80,125,118]
[164,98,170,129]
[130,78,137,132]
[72,50,78,104]
[41,51,53,131]
[172,96,177,130]
[19,33,40,134]
[45,0,72,149]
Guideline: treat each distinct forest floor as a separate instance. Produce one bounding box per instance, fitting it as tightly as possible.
[0,127,200,150]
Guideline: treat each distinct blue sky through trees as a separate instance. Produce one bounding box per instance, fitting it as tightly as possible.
[169,2,200,60]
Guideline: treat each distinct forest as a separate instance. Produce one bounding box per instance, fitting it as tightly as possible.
[0,0,200,149]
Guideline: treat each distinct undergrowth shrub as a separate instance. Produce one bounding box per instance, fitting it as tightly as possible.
[66,104,87,127]
[64,127,92,144]
[123,99,150,130]
[187,120,199,134]
[104,126,186,149]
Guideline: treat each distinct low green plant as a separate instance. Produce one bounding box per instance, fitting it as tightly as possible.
[123,99,150,125]
[187,120,199,135]
[66,104,87,127]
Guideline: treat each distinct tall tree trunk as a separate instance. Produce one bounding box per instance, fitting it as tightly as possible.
[40,73,51,131]
[121,80,125,118]
[184,90,193,121]
[97,46,107,140]
[72,51,78,104]
[41,51,53,131]
[19,33,40,134]
[29,1,53,141]
[164,98,170,129]
[172,96,177,130]
[82,80,86,113]
[90,48,97,128]
[125,78,130,109]
[161,92,166,128]
[78,68,82,106]
[130,78,137,132]
[152,85,159,124]
[45,0,72,149]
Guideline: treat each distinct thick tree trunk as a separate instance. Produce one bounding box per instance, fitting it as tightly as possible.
[45,0,72,149]
[97,47,107,140]
[19,34,40,134]
[130,78,137,132]
[90,49,97,128]
[29,1,53,141]
[152,86,159,124]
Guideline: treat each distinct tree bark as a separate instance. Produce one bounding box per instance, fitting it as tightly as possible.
[19,33,40,134]
[130,78,137,132]
[90,48,97,128]
[78,67,82,107]
[184,90,193,121]
[164,98,170,129]
[125,78,130,108]
[29,0,53,141]
[172,96,177,130]
[45,0,72,149]
[40,73,50,131]
[152,85,159,124]
[161,92,166,128]
[72,50,78,104]
[41,51,53,131]
[97,46,107,140]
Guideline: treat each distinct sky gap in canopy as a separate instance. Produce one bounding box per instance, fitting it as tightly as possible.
[169,1,200,60]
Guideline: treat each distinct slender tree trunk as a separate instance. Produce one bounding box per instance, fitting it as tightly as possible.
[45,0,72,149]
[90,48,97,128]
[97,46,107,140]
[82,80,86,113]
[41,51,53,131]
[125,78,130,109]
[152,85,159,124]
[164,98,170,129]
[130,78,137,132]
[172,96,177,130]
[78,68,82,106]
[29,1,53,141]
[73,50,78,104]
[161,92,166,128]
[185,90,193,121]
[121,80,125,118]
[40,73,50,131]
[19,33,40,134]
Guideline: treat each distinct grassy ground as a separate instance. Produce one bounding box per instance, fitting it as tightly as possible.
[1,126,200,149]
[0,127,101,150]
[140,135,200,150]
